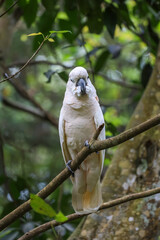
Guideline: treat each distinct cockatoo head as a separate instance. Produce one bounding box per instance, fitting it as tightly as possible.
[67,66,93,97]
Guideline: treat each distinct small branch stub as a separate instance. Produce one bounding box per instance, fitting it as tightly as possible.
[92,123,105,140]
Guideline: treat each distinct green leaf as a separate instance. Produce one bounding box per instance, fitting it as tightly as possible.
[141,63,152,88]
[87,10,103,34]
[42,0,57,13]
[30,194,56,218]
[37,11,58,37]
[48,38,55,42]
[58,19,75,43]
[58,71,68,82]
[55,211,68,222]
[49,30,72,34]
[94,50,110,73]
[18,0,29,7]
[103,5,117,38]
[118,3,135,29]
[0,175,6,185]
[8,179,20,200]
[22,0,38,28]
[0,229,14,238]
[27,32,43,37]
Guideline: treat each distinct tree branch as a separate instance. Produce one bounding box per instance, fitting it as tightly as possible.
[8,60,72,69]
[0,125,103,231]
[1,113,160,231]
[17,186,160,240]
[8,60,141,90]
[2,97,45,119]
[0,0,18,18]
[6,80,58,128]
[96,72,142,90]
[0,37,47,84]
[1,62,58,128]
[89,113,160,152]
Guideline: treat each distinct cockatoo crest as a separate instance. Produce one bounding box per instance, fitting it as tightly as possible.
[67,66,94,97]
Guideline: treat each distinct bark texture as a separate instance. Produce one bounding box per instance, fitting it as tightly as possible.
[70,43,160,240]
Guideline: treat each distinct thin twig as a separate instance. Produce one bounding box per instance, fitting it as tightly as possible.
[0,0,18,18]
[8,60,72,69]
[95,72,142,90]
[8,61,141,90]
[0,37,46,84]
[17,186,160,240]
[1,114,160,231]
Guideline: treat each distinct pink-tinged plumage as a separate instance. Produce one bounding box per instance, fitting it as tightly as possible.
[59,67,105,214]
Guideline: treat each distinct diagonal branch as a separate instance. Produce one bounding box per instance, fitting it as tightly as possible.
[5,80,58,128]
[0,37,46,84]
[0,126,101,232]
[89,113,160,152]
[18,186,160,240]
[2,97,45,119]
[8,60,72,69]
[1,113,160,231]
[1,63,58,128]
[0,0,18,18]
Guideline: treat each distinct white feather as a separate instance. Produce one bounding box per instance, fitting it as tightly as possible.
[59,66,105,214]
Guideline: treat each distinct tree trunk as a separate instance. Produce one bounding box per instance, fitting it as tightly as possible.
[69,42,160,239]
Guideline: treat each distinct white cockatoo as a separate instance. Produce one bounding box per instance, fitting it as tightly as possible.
[59,66,105,214]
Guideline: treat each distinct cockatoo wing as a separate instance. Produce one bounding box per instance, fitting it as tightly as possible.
[94,100,105,172]
[59,108,71,164]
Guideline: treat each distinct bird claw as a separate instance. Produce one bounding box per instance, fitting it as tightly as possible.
[66,160,74,177]
[85,140,98,153]
[85,140,90,149]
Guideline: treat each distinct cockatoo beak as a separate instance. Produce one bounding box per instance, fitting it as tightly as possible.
[76,78,87,95]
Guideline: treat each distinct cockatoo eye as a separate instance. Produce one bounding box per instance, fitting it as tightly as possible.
[70,78,74,83]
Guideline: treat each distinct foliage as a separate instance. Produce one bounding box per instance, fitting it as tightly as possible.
[0,0,160,239]
[30,193,68,222]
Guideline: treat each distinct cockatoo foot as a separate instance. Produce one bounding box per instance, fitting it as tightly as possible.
[85,140,99,153]
[85,140,90,149]
[66,160,74,177]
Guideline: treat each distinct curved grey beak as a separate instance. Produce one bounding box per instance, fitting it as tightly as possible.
[76,78,87,95]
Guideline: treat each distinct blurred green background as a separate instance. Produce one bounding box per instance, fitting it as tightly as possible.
[0,0,159,239]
